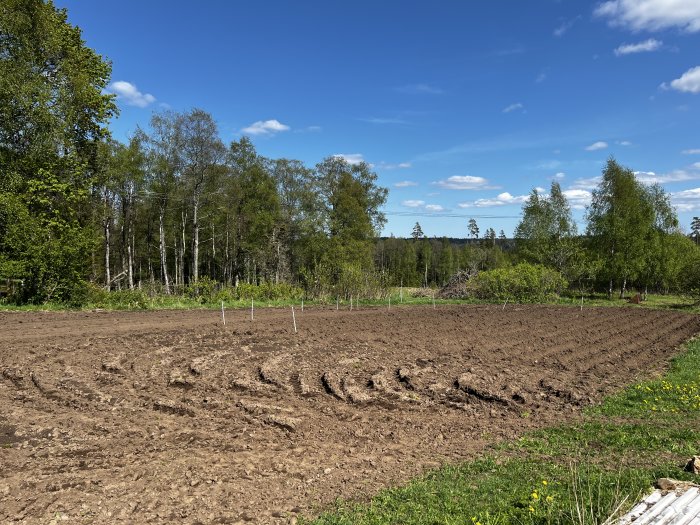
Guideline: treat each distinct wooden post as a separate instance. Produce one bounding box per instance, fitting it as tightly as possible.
[251,298,254,321]
[292,306,297,333]
[221,301,226,326]
[502,298,508,310]
[301,298,304,312]
[432,293,435,309]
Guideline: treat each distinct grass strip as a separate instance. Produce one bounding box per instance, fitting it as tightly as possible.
[304,337,700,525]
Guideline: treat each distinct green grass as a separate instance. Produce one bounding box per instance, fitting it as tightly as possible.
[304,337,700,525]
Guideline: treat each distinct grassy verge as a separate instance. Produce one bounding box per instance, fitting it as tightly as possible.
[2,290,697,313]
[304,338,700,525]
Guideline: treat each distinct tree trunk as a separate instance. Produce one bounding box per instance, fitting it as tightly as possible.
[104,217,111,291]
[193,198,199,284]
[619,277,627,300]
[159,207,170,294]
[128,226,134,290]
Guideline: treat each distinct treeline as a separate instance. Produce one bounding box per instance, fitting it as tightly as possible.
[2,1,700,305]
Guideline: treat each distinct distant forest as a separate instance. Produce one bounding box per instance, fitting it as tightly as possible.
[2,1,700,304]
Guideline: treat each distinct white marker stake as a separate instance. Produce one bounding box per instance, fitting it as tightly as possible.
[292,306,297,333]
[432,293,436,309]
[350,296,353,311]
[301,299,304,312]
[251,299,254,321]
[581,294,584,311]
[388,296,391,310]
[221,301,226,326]
[502,298,508,310]
[336,297,339,311]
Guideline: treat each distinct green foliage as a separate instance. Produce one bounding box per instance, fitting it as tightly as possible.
[467,263,567,302]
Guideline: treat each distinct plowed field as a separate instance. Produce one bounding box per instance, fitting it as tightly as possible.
[1,305,698,524]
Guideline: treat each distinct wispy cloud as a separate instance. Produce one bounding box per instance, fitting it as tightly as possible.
[433,175,497,190]
[108,81,156,108]
[585,141,608,151]
[425,204,445,212]
[402,200,425,208]
[554,16,580,37]
[502,102,525,113]
[672,187,700,211]
[614,39,663,56]
[661,66,700,94]
[294,125,322,133]
[682,149,700,154]
[635,169,700,184]
[535,72,547,83]
[333,153,366,166]
[395,84,443,95]
[595,0,700,32]
[553,172,566,180]
[378,162,412,170]
[242,119,291,136]
[617,140,633,146]
[359,117,409,125]
[570,176,601,190]
[458,192,530,208]
[394,180,418,188]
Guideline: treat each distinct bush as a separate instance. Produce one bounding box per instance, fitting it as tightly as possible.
[467,263,567,302]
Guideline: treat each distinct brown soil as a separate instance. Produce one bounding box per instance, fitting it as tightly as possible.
[1,305,698,524]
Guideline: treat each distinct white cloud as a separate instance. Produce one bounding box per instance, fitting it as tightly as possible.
[333,153,365,165]
[108,81,156,108]
[502,102,524,113]
[395,84,443,95]
[554,17,580,37]
[614,39,663,56]
[458,192,530,208]
[536,72,547,83]
[554,172,566,180]
[595,0,700,32]
[360,117,409,125]
[672,187,700,211]
[394,180,418,188]
[425,204,445,212]
[585,141,608,151]
[562,189,592,209]
[433,175,495,190]
[617,140,633,146]
[635,169,700,184]
[402,200,425,208]
[570,176,601,190]
[379,161,412,170]
[682,149,700,154]
[663,66,700,94]
[242,119,291,135]
[294,125,322,133]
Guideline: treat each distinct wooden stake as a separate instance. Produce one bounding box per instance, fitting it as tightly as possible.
[350,295,353,311]
[502,298,508,310]
[221,301,226,326]
[301,298,304,312]
[580,294,584,311]
[388,296,391,310]
[251,298,254,321]
[336,297,339,311]
[432,293,436,309]
[291,306,297,333]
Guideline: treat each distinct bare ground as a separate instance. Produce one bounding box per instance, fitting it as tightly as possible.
[1,304,698,524]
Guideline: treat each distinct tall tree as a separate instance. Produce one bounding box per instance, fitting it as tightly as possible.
[411,222,425,240]
[468,218,479,239]
[586,159,654,298]
[177,109,225,284]
[0,0,116,301]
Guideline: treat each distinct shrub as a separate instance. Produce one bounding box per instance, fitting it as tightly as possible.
[467,263,567,303]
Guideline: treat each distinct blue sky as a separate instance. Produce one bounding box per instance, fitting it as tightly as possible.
[57,0,700,238]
